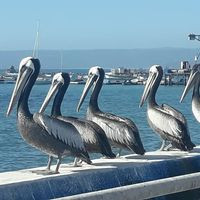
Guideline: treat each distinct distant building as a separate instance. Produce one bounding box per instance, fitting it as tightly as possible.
[180,61,190,70]
[6,66,17,74]
[167,61,191,74]
[111,67,131,75]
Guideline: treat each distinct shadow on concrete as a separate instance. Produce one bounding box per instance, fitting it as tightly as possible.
[189,148,200,154]
[124,153,187,160]
[28,147,200,176]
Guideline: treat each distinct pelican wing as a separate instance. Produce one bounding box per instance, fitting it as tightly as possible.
[57,116,98,145]
[98,112,124,122]
[148,108,185,140]
[91,113,138,145]
[162,103,187,125]
[99,112,139,133]
[168,118,184,139]
[57,115,115,158]
[122,117,139,133]
[33,113,85,151]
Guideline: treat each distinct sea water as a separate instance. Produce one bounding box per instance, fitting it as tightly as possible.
[0,71,199,172]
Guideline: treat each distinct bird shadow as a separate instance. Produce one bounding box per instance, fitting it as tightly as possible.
[124,154,184,161]
[189,148,200,154]
[27,148,200,176]
[30,169,59,175]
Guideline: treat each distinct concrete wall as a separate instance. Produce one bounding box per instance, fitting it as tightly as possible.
[56,172,200,200]
[1,148,200,200]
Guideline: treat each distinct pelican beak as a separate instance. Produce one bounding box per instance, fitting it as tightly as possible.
[180,69,199,102]
[39,81,62,113]
[77,74,96,112]
[139,72,156,107]
[7,67,33,116]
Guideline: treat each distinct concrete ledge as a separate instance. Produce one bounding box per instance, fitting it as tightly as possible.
[1,147,200,200]
[57,172,200,200]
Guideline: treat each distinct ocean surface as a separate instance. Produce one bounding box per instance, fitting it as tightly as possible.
[0,68,199,173]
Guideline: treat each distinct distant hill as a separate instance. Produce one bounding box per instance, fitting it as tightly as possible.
[0,48,198,69]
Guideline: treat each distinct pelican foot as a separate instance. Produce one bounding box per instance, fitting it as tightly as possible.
[156,148,165,151]
[66,162,82,167]
[75,160,94,166]
[115,154,127,160]
[156,148,171,152]
[116,153,122,158]
[164,144,173,151]
[78,160,83,164]
[70,157,83,167]
[158,146,166,151]
[100,156,107,159]
[157,140,167,151]
[156,144,174,152]
[116,148,122,158]
[73,162,82,167]
[101,156,116,159]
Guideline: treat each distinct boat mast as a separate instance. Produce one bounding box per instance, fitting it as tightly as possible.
[33,21,40,58]
[60,50,63,72]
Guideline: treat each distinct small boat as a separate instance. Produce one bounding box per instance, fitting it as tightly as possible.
[35,77,51,85]
[70,79,86,84]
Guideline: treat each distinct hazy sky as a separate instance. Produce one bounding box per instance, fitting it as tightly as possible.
[1,0,200,50]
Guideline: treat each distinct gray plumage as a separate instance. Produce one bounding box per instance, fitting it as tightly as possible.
[58,116,115,157]
[77,66,145,155]
[7,57,91,173]
[181,64,200,123]
[87,109,142,152]
[39,72,115,158]
[140,65,194,151]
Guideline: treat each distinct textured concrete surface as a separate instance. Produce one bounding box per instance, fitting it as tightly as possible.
[1,147,200,200]
[57,172,200,200]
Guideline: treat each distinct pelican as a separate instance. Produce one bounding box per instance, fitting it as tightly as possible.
[7,57,91,174]
[140,65,195,151]
[39,72,115,164]
[180,64,200,122]
[77,66,145,156]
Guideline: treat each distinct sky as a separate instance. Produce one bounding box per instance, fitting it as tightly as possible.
[1,0,200,50]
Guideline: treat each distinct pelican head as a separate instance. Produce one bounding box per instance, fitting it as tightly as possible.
[77,66,104,112]
[180,64,200,102]
[139,65,163,107]
[7,57,40,116]
[39,72,70,113]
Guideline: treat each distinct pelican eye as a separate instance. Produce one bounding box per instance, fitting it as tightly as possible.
[149,71,153,76]
[53,79,59,85]
[88,73,93,78]
[20,66,26,73]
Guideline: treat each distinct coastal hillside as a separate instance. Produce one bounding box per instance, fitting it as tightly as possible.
[0,48,198,69]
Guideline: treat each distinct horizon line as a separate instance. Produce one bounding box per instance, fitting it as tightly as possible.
[0,47,197,51]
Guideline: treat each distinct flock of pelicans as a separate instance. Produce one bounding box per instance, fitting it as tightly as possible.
[5,57,200,174]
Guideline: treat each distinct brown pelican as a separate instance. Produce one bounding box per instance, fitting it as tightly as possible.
[77,66,145,156]
[7,57,91,174]
[180,64,200,122]
[39,72,115,164]
[140,65,195,151]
